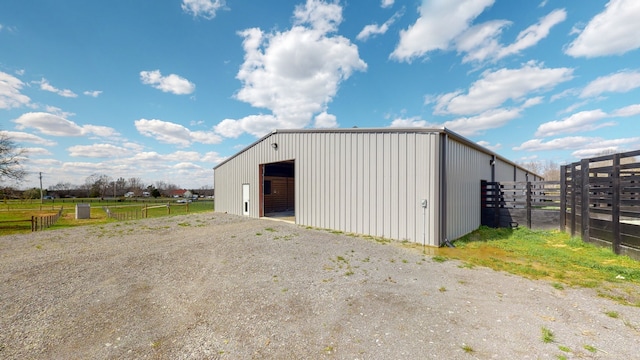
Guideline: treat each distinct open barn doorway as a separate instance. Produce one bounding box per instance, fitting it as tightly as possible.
[260,160,295,222]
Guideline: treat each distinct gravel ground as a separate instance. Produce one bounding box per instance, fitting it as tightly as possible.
[1,212,639,359]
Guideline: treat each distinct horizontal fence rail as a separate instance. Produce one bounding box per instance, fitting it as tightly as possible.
[481,180,561,230]
[102,202,191,221]
[561,149,640,259]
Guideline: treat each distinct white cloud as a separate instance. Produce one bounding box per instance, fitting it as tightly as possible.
[457,9,565,64]
[215,115,279,138]
[23,147,52,156]
[381,0,394,8]
[611,104,640,117]
[0,71,31,109]
[565,0,640,57]
[442,107,522,136]
[313,112,338,128]
[357,10,403,41]
[0,130,56,146]
[293,0,342,34]
[476,140,502,151]
[495,9,566,60]
[140,70,195,95]
[36,78,77,98]
[83,90,102,97]
[433,61,573,115]
[456,20,511,63]
[14,112,84,136]
[580,70,640,98]
[218,1,366,138]
[201,151,226,164]
[534,109,612,137]
[67,143,131,158]
[513,136,640,153]
[535,103,640,137]
[13,112,119,138]
[390,0,494,62]
[135,118,221,146]
[389,116,430,128]
[82,125,121,138]
[181,0,225,19]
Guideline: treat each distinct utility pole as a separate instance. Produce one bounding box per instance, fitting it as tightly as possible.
[39,172,43,204]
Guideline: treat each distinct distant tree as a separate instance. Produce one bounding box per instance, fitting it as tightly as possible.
[151,188,161,198]
[49,181,73,197]
[0,131,27,184]
[85,173,112,198]
[22,187,40,199]
[127,177,145,195]
[517,160,561,181]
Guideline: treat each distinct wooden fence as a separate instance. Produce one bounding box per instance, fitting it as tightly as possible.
[0,207,63,232]
[102,202,190,221]
[481,180,561,230]
[560,150,640,259]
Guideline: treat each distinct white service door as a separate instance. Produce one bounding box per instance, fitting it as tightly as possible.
[242,184,250,216]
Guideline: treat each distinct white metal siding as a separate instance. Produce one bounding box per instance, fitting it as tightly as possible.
[445,138,492,240]
[214,131,441,245]
[495,160,516,181]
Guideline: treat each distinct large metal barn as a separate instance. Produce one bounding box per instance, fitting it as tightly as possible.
[213,128,539,247]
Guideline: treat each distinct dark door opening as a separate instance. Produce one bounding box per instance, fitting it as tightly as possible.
[260,160,295,221]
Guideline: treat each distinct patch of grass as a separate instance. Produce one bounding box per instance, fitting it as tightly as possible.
[541,327,555,343]
[441,226,640,306]
[432,255,448,263]
[401,259,408,264]
[255,232,262,236]
[177,222,190,226]
[604,310,619,318]
[556,355,567,360]
[438,286,446,292]
[552,282,564,290]
[461,344,473,353]
[583,344,597,353]
[558,345,571,352]
[264,227,276,232]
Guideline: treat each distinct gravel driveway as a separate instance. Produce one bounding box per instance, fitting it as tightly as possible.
[1,212,639,359]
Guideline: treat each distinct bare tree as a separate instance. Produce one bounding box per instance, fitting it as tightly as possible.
[127,177,145,195]
[0,131,27,184]
[85,173,112,198]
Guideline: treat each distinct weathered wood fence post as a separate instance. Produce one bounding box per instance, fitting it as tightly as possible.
[580,159,590,242]
[612,154,621,254]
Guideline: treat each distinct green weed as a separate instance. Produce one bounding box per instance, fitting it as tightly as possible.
[541,327,554,343]
[604,310,619,318]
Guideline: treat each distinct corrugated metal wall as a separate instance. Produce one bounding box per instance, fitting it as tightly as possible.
[445,137,493,240]
[214,130,442,246]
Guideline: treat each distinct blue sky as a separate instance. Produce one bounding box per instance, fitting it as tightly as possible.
[1,0,640,190]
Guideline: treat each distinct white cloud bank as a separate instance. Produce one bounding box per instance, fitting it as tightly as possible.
[215,0,367,138]
[135,119,222,147]
[565,0,640,57]
[0,71,31,109]
[390,0,565,64]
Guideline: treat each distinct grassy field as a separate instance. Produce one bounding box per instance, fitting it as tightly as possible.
[0,198,214,235]
[431,226,640,306]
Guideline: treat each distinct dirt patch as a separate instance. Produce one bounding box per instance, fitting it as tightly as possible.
[1,213,639,359]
